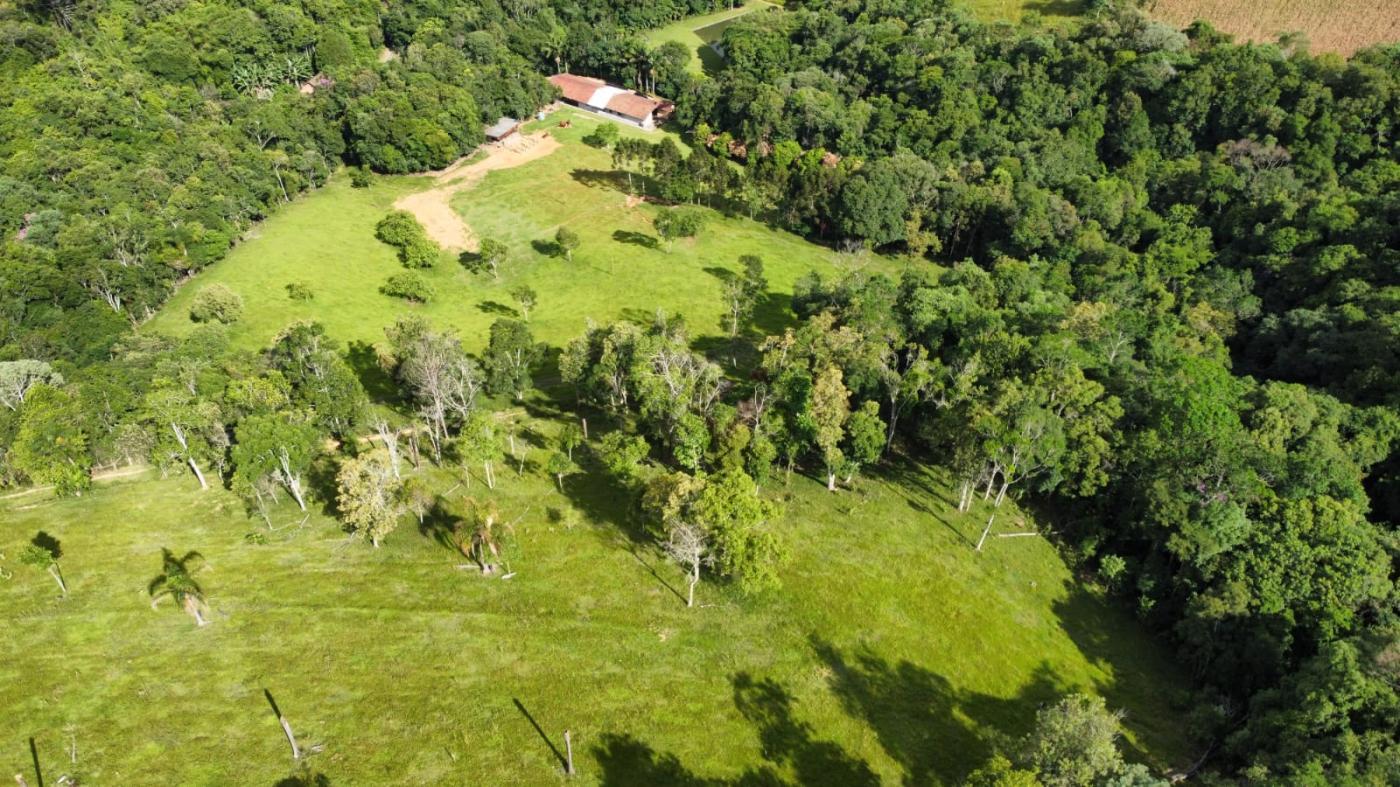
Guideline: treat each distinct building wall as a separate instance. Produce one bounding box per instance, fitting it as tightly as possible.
[560,98,654,130]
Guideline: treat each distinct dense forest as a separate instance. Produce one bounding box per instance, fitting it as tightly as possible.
[1,0,1397,783]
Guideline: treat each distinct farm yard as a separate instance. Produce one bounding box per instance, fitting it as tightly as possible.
[5,108,1196,784]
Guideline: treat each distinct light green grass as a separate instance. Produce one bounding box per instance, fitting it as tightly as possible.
[645,1,777,75]
[956,0,1086,24]
[148,109,848,359]
[2,425,1190,784]
[28,106,1196,784]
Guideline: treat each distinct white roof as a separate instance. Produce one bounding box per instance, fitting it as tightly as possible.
[584,86,630,111]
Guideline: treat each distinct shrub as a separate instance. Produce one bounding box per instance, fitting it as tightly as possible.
[582,122,619,148]
[375,211,439,268]
[286,282,315,301]
[349,166,373,188]
[189,284,243,324]
[380,272,435,303]
[400,238,439,269]
[375,210,424,248]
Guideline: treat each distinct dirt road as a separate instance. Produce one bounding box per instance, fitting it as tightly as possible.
[393,131,562,253]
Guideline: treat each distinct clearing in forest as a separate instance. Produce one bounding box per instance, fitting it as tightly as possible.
[646,1,777,74]
[392,130,561,253]
[114,107,1195,781]
[1145,0,1400,55]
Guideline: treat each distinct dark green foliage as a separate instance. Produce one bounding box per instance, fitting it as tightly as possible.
[285,282,315,301]
[582,121,620,148]
[375,211,439,268]
[189,284,244,324]
[380,272,435,303]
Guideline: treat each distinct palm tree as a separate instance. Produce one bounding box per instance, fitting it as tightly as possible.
[148,549,210,627]
[542,26,567,74]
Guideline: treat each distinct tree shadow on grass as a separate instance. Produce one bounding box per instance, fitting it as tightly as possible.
[531,238,563,258]
[570,168,633,195]
[346,340,398,403]
[809,637,1080,784]
[1051,586,1188,766]
[593,671,879,786]
[613,229,659,249]
[591,638,1110,786]
[478,300,519,318]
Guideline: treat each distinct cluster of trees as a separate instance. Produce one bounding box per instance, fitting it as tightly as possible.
[564,1,1400,778]
[0,0,556,373]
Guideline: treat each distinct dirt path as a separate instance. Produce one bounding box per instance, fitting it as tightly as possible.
[1,464,153,501]
[393,131,562,254]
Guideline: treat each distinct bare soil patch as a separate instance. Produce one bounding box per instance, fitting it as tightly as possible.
[392,131,562,253]
[1149,0,1400,56]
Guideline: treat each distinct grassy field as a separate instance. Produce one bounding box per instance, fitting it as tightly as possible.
[1146,0,1400,55]
[645,1,777,74]
[148,109,845,359]
[957,0,1085,24]
[14,109,1196,783]
[1,428,1191,785]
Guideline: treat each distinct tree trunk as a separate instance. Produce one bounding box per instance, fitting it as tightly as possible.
[976,514,996,552]
[827,472,836,492]
[555,473,563,492]
[983,472,995,500]
[581,418,588,439]
[49,564,68,596]
[372,534,381,548]
[187,457,209,490]
[994,480,1009,507]
[279,714,302,760]
[287,476,307,511]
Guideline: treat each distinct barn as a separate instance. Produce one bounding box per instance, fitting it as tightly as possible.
[547,74,672,130]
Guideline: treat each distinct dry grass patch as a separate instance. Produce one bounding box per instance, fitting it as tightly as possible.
[1148,0,1400,56]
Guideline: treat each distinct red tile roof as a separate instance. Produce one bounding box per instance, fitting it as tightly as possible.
[547,73,667,121]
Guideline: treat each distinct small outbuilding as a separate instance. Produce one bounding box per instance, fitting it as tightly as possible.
[485,116,522,142]
[547,74,672,130]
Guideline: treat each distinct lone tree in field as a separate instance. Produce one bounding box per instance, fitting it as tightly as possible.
[545,451,574,492]
[663,521,711,608]
[509,284,538,321]
[148,549,209,627]
[471,237,509,280]
[336,450,404,547]
[555,226,580,261]
[654,207,704,251]
[458,497,513,574]
[19,532,67,597]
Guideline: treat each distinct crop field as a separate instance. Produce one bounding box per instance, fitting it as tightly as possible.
[1146,0,1400,55]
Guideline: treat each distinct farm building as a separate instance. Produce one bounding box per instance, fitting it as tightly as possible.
[484,116,522,142]
[547,73,672,130]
